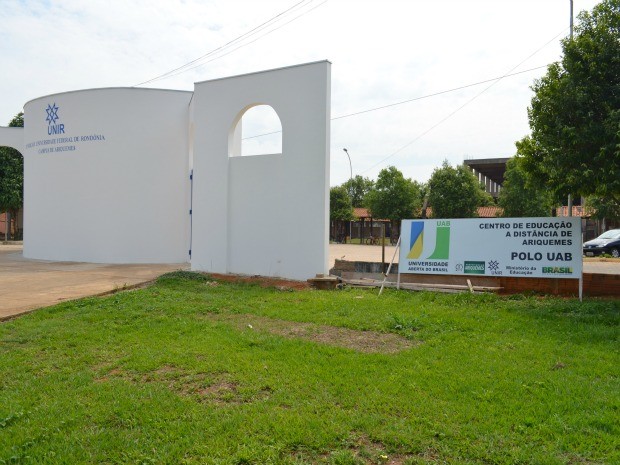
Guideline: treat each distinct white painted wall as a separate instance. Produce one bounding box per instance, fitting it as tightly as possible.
[12,62,330,278]
[191,61,331,280]
[0,127,24,152]
[22,88,192,263]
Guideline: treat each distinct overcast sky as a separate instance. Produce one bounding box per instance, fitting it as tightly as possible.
[0,0,600,185]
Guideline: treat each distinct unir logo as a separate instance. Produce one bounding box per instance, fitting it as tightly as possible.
[45,103,65,135]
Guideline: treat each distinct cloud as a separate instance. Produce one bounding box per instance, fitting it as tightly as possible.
[0,0,601,185]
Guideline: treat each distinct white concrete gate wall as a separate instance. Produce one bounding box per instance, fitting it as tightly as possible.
[22,88,192,263]
[0,62,330,280]
[0,127,24,152]
[191,61,330,280]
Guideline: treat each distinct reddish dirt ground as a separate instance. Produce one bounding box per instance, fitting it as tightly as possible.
[208,273,311,290]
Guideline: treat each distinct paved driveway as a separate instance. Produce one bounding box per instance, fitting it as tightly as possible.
[0,245,186,320]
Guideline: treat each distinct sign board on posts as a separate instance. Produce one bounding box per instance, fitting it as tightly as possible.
[398,218,582,279]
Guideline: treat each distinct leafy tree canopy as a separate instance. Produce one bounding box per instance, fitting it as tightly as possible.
[341,175,374,208]
[428,161,492,218]
[0,112,24,212]
[520,0,620,203]
[9,113,24,128]
[498,156,554,217]
[365,166,423,223]
[329,186,353,221]
[585,195,620,222]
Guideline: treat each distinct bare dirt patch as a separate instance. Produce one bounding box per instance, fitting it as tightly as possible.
[212,314,418,354]
[94,365,269,404]
[344,432,410,464]
[563,453,604,465]
[290,432,414,464]
[197,379,238,396]
[209,273,311,290]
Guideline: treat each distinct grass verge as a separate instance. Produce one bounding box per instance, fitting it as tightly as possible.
[1,271,618,464]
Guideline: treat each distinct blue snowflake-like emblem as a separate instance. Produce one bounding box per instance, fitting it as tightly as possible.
[45,103,59,125]
[488,260,499,271]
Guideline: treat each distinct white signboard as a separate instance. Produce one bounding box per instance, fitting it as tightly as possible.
[399,218,582,279]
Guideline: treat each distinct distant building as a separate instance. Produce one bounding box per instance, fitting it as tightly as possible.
[463,157,617,240]
[463,157,510,198]
[0,209,23,240]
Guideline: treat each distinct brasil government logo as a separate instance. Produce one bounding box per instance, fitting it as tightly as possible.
[543,266,573,274]
[406,220,451,259]
[45,103,65,135]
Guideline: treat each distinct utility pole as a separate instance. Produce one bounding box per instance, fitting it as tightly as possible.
[567,0,574,216]
[343,148,353,243]
[570,0,574,40]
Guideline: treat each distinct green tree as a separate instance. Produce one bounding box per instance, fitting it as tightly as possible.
[520,0,620,204]
[428,161,492,218]
[365,166,422,233]
[585,195,620,223]
[9,113,23,128]
[498,157,554,217]
[329,186,353,221]
[341,175,374,208]
[0,113,24,238]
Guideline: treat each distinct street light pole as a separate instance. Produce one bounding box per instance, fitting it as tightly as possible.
[567,0,574,216]
[343,148,353,243]
[570,0,574,40]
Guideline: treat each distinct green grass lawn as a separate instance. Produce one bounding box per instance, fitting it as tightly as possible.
[1,272,619,465]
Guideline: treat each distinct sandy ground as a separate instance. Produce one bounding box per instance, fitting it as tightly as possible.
[0,245,186,320]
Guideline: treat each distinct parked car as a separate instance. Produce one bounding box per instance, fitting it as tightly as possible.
[583,229,620,258]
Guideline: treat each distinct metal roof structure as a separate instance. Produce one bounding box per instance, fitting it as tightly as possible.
[463,157,510,186]
[463,157,511,197]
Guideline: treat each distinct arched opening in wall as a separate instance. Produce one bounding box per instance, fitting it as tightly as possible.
[230,105,282,157]
[0,145,24,241]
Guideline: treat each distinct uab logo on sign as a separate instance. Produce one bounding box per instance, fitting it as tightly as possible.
[406,220,451,260]
[464,261,485,274]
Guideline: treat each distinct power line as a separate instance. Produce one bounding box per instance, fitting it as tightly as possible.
[331,65,548,121]
[134,0,310,86]
[241,64,548,140]
[156,0,328,83]
[160,7,566,174]
[243,130,283,141]
[360,27,569,174]
[134,0,320,87]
